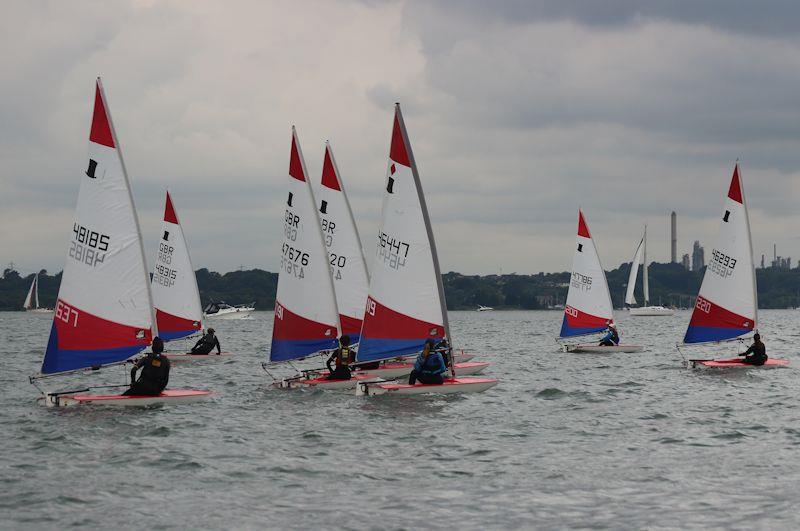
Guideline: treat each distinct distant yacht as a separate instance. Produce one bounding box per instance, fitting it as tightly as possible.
[625,225,675,316]
[477,305,494,312]
[23,273,53,314]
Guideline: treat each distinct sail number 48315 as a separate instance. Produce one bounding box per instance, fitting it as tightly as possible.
[55,300,79,327]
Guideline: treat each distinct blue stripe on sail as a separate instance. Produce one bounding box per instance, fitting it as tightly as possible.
[559,316,606,338]
[357,337,426,362]
[347,333,360,345]
[41,323,146,374]
[269,337,338,362]
[160,329,198,341]
[684,326,750,344]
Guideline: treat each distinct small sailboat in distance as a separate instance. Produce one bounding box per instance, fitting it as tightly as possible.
[477,305,494,312]
[682,163,788,368]
[355,104,497,395]
[23,273,53,313]
[29,79,211,406]
[626,225,675,316]
[559,210,643,353]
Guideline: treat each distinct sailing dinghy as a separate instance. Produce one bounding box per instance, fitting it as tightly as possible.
[151,191,232,361]
[29,79,211,406]
[23,273,53,313]
[626,226,675,316]
[264,128,362,390]
[682,163,788,369]
[309,143,488,381]
[559,210,643,353]
[355,104,497,396]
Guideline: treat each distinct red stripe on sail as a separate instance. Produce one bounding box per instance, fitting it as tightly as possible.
[272,301,337,340]
[339,314,362,337]
[156,308,201,334]
[53,299,152,350]
[728,164,743,204]
[578,210,591,238]
[563,305,608,330]
[289,133,306,182]
[688,295,754,330]
[89,82,115,148]
[361,297,443,340]
[321,146,341,191]
[390,111,410,166]
[164,191,178,224]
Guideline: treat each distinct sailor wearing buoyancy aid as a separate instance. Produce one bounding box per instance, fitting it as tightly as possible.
[408,339,447,385]
[326,335,353,380]
[124,337,171,396]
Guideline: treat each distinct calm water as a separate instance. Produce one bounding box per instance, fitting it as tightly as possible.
[1,310,799,529]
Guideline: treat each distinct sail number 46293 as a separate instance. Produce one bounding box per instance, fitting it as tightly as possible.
[709,249,736,279]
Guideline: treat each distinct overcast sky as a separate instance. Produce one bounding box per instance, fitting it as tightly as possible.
[4,0,800,277]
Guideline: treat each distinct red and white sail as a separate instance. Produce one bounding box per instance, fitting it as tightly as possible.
[560,210,614,337]
[151,191,204,341]
[317,142,369,342]
[357,104,449,362]
[684,163,757,343]
[269,128,340,362]
[41,79,154,374]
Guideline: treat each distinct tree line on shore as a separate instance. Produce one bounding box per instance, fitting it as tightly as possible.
[3,263,800,311]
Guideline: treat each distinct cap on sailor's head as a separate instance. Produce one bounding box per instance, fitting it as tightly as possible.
[207,328,215,334]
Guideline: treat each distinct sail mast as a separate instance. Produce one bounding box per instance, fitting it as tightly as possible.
[642,225,649,306]
[97,77,158,338]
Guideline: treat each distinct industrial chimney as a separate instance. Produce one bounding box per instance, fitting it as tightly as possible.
[670,211,677,263]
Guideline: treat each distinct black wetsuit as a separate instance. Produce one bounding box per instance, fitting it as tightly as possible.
[326,348,352,380]
[124,352,171,396]
[741,340,767,366]
[191,334,221,355]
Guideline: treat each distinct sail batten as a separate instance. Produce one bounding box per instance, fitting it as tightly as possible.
[560,210,613,338]
[269,129,340,362]
[40,79,154,375]
[684,163,756,344]
[357,104,448,362]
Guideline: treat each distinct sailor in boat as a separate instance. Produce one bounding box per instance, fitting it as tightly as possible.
[124,337,171,396]
[598,320,620,347]
[190,328,222,355]
[739,333,767,366]
[325,335,354,380]
[408,339,448,385]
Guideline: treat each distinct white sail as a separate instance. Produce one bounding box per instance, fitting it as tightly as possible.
[269,128,341,362]
[684,163,756,343]
[151,191,204,341]
[625,233,644,306]
[23,274,37,310]
[40,78,155,374]
[559,210,614,337]
[318,142,370,342]
[357,104,449,362]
